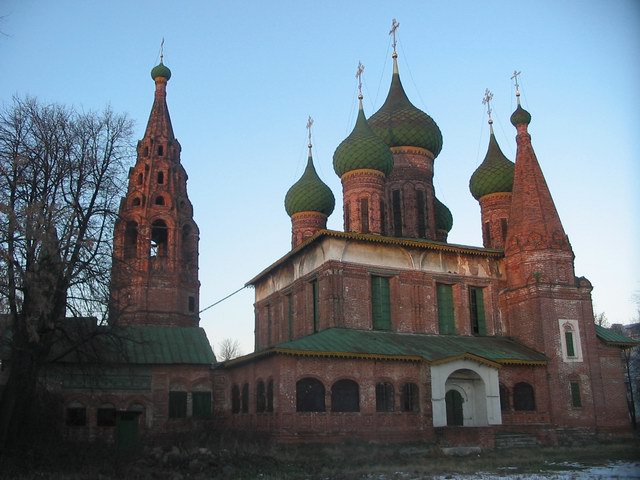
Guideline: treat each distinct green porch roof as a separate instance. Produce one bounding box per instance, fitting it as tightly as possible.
[54,325,216,365]
[225,328,547,368]
[595,324,639,347]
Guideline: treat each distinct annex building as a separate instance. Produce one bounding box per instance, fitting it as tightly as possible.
[28,32,636,447]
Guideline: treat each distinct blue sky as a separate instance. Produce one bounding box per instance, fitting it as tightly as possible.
[1,1,638,355]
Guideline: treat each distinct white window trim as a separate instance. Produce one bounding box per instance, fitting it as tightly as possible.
[558,319,583,362]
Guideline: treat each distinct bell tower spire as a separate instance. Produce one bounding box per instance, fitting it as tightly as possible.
[111,54,200,327]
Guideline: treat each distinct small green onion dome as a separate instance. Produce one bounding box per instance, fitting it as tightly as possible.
[368,69,443,157]
[435,196,453,233]
[285,154,335,217]
[469,133,515,200]
[510,104,531,126]
[333,105,393,177]
[151,62,172,81]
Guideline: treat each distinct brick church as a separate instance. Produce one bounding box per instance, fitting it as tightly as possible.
[47,30,637,446]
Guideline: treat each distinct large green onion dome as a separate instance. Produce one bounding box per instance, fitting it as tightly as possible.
[333,104,393,177]
[151,62,172,80]
[469,132,515,200]
[368,64,442,157]
[435,196,453,233]
[510,104,531,126]
[285,154,335,216]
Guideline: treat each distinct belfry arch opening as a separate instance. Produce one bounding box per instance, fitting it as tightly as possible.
[124,221,138,258]
[150,220,168,257]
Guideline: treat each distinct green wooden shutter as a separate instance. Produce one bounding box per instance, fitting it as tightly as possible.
[565,331,575,357]
[437,284,455,334]
[371,276,391,330]
[192,392,212,418]
[168,391,187,418]
[474,288,487,335]
[570,382,582,407]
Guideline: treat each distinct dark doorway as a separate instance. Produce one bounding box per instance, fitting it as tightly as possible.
[445,390,464,426]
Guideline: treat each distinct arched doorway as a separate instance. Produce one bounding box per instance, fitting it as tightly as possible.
[445,389,464,426]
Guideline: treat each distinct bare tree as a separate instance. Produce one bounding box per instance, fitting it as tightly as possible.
[218,338,242,361]
[0,96,133,450]
[594,311,609,328]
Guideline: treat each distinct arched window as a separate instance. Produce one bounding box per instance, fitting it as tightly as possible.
[150,220,168,257]
[143,147,149,157]
[499,383,510,411]
[296,378,325,412]
[66,401,86,426]
[375,382,394,412]
[256,380,266,413]
[132,197,141,207]
[241,383,249,413]
[124,221,138,259]
[97,403,116,427]
[137,173,143,185]
[155,196,165,206]
[231,385,240,414]
[513,382,536,411]
[157,171,164,184]
[157,145,164,157]
[401,383,419,412]
[266,380,274,413]
[168,390,187,418]
[416,189,426,237]
[564,323,576,357]
[360,198,369,233]
[331,379,359,412]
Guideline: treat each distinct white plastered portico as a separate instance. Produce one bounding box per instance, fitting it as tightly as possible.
[431,358,502,427]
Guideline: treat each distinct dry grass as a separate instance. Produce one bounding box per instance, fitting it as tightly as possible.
[1,434,638,479]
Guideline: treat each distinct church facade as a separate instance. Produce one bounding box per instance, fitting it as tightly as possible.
[213,39,636,446]
[41,32,636,446]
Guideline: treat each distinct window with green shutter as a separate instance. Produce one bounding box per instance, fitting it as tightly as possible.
[371,275,391,330]
[565,331,576,357]
[469,287,486,335]
[570,382,582,407]
[192,392,212,418]
[168,391,187,419]
[437,284,455,334]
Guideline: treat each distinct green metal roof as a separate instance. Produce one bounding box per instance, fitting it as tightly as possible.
[151,62,172,80]
[510,104,531,126]
[434,196,453,232]
[270,328,547,366]
[333,105,393,177]
[285,154,335,216]
[595,324,639,347]
[54,325,216,365]
[368,69,443,157]
[469,132,515,200]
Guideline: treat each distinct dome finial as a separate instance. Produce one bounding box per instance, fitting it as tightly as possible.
[389,18,400,72]
[482,88,495,134]
[306,115,314,155]
[356,61,365,106]
[511,70,522,106]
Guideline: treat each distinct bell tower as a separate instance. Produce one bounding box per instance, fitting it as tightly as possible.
[110,57,200,327]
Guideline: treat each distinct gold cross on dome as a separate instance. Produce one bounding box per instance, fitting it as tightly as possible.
[306,116,314,149]
[389,18,400,53]
[511,70,522,97]
[482,88,494,123]
[356,62,365,98]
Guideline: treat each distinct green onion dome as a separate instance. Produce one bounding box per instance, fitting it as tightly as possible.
[510,104,531,126]
[368,67,443,157]
[435,196,453,233]
[285,154,335,216]
[151,62,172,81]
[333,104,393,177]
[469,133,515,200]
